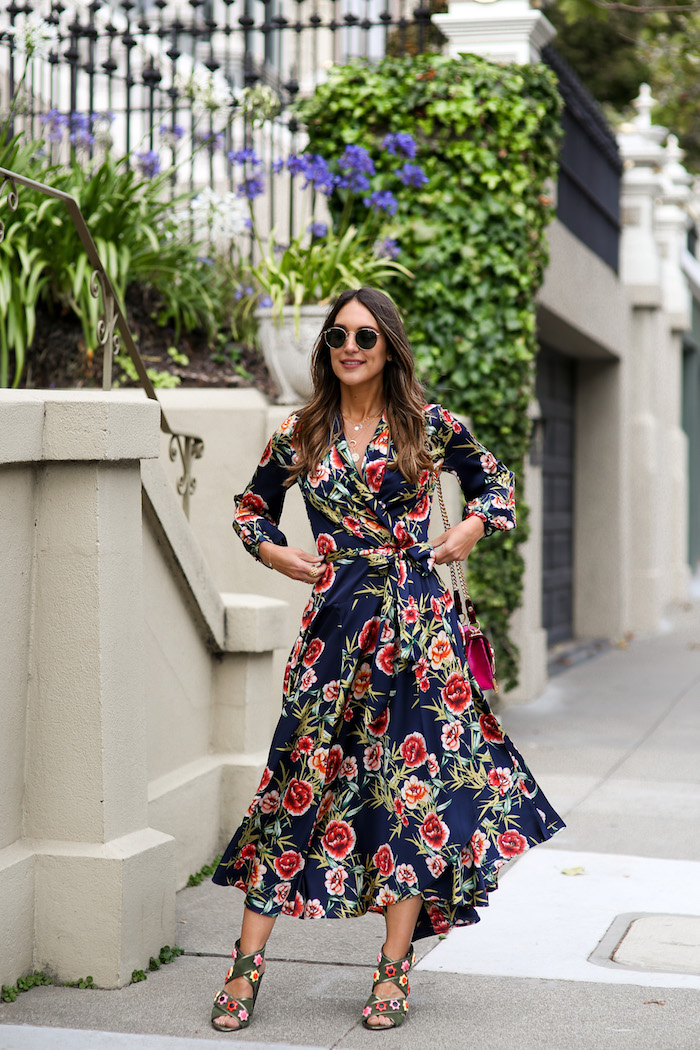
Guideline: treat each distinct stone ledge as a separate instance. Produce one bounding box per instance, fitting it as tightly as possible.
[222,592,289,653]
[0,391,160,464]
[24,826,174,860]
[0,843,35,988]
[147,753,268,888]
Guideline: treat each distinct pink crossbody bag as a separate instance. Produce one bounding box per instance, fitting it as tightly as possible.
[436,477,498,692]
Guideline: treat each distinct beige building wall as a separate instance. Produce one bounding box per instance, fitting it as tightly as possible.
[536,220,633,649]
[0,391,286,990]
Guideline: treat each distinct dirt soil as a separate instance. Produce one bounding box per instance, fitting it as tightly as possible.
[20,287,275,397]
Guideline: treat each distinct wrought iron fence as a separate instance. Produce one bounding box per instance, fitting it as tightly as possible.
[0,0,439,240]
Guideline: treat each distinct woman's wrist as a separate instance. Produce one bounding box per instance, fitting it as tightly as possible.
[259,541,276,569]
[462,514,485,539]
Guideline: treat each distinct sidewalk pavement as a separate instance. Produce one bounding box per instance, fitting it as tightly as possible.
[2,595,700,1050]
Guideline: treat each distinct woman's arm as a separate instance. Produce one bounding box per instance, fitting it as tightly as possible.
[233,416,323,581]
[433,515,485,565]
[258,540,324,581]
[428,405,515,565]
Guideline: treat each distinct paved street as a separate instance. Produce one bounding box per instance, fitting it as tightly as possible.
[2,591,699,1050]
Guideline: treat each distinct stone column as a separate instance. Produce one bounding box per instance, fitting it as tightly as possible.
[433,0,555,65]
[655,135,692,601]
[0,391,175,989]
[617,87,690,625]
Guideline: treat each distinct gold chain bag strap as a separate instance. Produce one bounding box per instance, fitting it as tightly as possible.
[435,476,498,692]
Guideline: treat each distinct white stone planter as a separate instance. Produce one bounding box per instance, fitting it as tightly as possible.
[256,304,329,404]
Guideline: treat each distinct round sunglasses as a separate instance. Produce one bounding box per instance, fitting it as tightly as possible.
[323,325,379,351]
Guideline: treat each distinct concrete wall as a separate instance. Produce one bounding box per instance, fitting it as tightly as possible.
[0,392,173,989]
[0,391,287,990]
[141,456,287,887]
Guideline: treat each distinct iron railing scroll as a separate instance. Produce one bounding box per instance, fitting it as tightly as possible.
[0,165,204,518]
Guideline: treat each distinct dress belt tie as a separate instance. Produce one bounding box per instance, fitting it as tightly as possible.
[324,542,436,664]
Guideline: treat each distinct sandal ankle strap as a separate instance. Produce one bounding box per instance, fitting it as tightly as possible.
[230,939,266,985]
[372,944,415,991]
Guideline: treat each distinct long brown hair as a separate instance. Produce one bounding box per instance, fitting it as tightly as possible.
[286,288,434,486]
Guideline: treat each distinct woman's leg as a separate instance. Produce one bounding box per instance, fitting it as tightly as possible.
[213,908,276,1031]
[383,894,423,959]
[366,895,423,1029]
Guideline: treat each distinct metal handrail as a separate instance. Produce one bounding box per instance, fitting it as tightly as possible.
[0,165,204,518]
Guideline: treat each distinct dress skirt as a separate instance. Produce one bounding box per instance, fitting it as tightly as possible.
[212,405,565,939]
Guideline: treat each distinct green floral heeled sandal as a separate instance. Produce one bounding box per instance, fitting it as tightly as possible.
[361,944,416,1030]
[211,939,266,1033]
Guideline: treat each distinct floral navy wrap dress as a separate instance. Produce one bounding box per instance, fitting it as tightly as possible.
[213,404,564,939]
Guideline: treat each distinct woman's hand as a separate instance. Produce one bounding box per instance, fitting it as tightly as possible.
[432,516,485,565]
[259,541,325,583]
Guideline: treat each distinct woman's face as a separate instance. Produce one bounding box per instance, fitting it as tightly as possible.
[328,299,389,393]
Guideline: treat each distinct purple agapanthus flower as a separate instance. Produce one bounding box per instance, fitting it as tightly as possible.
[272,158,285,175]
[287,154,307,177]
[69,112,94,150]
[375,237,400,260]
[363,190,398,216]
[258,295,273,308]
[237,176,265,200]
[195,130,224,151]
[159,124,185,151]
[197,256,214,266]
[40,108,69,143]
[299,154,337,195]
[308,221,328,239]
[382,132,417,159]
[234,285,255,301]
[136,149,161,178]
[396,163,428,188]
[336,172,371,193]
[159,122,184,140]
[228,148,262,167]
[339,144,375,177]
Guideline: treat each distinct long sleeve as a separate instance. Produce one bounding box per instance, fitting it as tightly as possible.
[428,404,516,537]
[233,414,298,564]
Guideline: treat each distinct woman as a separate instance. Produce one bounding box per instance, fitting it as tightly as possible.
[210,287,564,1033]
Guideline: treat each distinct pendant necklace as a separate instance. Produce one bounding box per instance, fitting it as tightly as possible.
[342,407,384,462]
